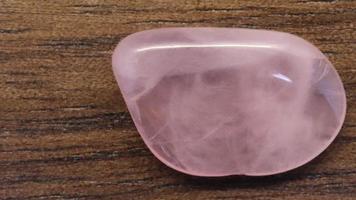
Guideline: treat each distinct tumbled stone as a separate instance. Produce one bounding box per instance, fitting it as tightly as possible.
[112,28,346,176]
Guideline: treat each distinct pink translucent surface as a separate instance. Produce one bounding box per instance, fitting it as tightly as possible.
[112,28,346,176]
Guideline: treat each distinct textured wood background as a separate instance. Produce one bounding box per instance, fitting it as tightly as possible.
[0,0,355,199]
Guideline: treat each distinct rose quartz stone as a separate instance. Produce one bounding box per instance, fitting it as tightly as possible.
[112,28,346,176]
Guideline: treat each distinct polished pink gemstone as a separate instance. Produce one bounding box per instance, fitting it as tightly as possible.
[112,28,346,176]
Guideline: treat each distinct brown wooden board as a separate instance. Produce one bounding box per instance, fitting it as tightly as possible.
[0,1,355,199]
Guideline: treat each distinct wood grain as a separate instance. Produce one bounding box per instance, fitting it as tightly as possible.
[0,0,355,199]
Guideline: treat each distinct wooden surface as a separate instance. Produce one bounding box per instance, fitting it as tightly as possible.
[0,0,355,199]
